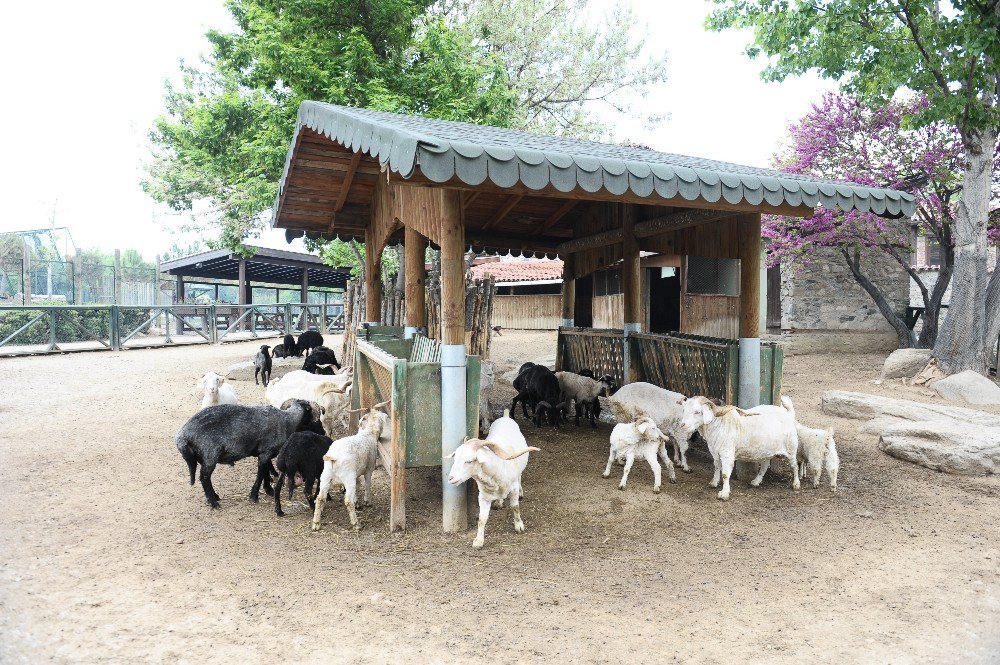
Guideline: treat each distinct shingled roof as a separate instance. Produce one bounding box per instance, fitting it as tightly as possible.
[470,259,564,283]
[276,102,916,223]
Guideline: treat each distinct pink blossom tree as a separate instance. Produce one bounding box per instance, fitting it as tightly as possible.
[767,93,999,349]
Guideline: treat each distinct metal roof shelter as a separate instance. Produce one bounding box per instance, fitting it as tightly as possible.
[161,245,350,304]
[270,102,915,533]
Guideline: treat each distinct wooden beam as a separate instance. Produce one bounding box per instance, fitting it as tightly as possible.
[462,191,480,210]
[440,190,466,345]
[465,229,561,253]
[556,228,624,255]
[405,225,427,330]
[481,195,523,230]
[634,209,732,238]
[326,150,363,233]
[540,199,578,231]
[738,213,762,338]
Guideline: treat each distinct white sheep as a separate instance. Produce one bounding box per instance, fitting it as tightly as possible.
[446,410,540,549]
[555,371,614,427]
[604,416,677,493]
[609,382,693,472]
[310,402,390,531]
[196,371,238,409]
[266,371,352,436]
[679,396,800,500]
[781,397,840,491]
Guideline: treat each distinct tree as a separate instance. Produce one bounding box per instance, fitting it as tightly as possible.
[767,93,999,349]
[437,0,669,137]
[144,0,516,245]
[708,0,1000,374]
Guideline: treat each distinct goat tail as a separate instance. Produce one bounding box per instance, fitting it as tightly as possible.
[503,408,510,418]
[780,395,796,420]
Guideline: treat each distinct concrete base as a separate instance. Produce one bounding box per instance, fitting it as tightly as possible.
[404,326,418,339]
[440,344,468,532]
[777,329,899,355]
[560,318,574,328]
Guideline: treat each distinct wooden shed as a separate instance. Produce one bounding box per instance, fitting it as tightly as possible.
[272,103,915,532]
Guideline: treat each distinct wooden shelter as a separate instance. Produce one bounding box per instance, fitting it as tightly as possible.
[272,103,915,531]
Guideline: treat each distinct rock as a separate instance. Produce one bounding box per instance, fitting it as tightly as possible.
[860,416,906,436]
[880,348,932,380]
[225,357,304,382]
[931,370,1000,405]
[821,391,1000,428]
[878,421,1000,475]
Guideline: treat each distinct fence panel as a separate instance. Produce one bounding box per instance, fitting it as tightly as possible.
[556,327,625,389]
[0,305,112,356]
[492,294,561,330]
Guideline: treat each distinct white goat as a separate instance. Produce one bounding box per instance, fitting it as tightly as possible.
[782,397,840,491]
[196,372,238,409]
[266,371,352,436]
[311,403,390,531]
[446,410,540,549]
[679,396,800,500]
[609,382,692,472]
[555,371,614,427]
[604,417,677,493]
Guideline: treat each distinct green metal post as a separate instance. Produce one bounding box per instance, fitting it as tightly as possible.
[284,304,292,335]
[110,306,121,351]
[210,305,218,344]
[48,310,58,351]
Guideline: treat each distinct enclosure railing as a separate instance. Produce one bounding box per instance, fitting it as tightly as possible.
[556,327,783,406]
[0,303,343,356]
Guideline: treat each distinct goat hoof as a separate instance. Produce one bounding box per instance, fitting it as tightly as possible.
[311,522,321,532]
[653,487,661,494]
[601,471,610,478]
[618,484,626,491]
[248,494,259,503]
[682,466,692,473]
[276,509,284,517]
[717,492,730,501]
[708,481,719,488]
[472,538,485,549]
[514,522,525,534]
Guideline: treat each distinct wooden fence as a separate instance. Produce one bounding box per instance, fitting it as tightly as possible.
[492,294,561,329]
[557,328,782,405]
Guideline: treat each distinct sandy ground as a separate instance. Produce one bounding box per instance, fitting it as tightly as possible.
[1,331,999,664]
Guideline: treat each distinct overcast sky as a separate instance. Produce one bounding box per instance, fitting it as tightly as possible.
[0,1,834,260]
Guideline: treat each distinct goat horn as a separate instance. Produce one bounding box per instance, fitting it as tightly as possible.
[373,399,391,410]
[346,406,367,414]
[712,404,759,417]
[537,401,552,409]
[480,441,541,460]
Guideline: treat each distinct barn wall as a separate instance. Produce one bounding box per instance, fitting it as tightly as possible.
[680,294,739,338]
[492,294,561,330]
[593,294,624,328]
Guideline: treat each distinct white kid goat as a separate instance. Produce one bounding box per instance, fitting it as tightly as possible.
[604,417,677,493]
[197,371,238,409]
[679,395,800,500]
[446,410,540,549]
[609,382,692,472]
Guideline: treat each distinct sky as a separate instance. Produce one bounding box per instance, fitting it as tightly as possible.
[0,1,835,261]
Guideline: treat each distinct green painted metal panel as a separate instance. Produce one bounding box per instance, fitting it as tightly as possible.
[404,363,443,466]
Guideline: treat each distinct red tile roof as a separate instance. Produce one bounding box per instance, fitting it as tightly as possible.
[470,259,564,283]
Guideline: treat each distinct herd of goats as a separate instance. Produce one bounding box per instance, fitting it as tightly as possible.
[175,331,840,549]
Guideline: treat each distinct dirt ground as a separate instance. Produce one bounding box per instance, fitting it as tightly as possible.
[2,331,999,664]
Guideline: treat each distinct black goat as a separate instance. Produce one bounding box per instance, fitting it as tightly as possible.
[272,334,298,358]
[511,364,565,428]
[254,345,272,386]
[511,362,538,418]
[175,400,322,508]
[273,431,331,516]
[298,330,324,356]
[303,346,340,374]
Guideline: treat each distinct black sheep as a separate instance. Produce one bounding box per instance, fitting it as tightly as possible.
[174,400,322,508]
[297,330,324,356]
[272,334,298,359]
[511,364,565,428]
[273,431,332,516]
[254,345,272,386]
[511,362,537,418]
[303,346,340,374]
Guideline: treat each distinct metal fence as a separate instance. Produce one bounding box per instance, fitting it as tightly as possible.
[0,303,345,357]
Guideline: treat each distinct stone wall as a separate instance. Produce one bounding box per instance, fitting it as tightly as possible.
[779,245,909,354]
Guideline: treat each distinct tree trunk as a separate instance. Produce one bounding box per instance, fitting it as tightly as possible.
[915,257,953,349]
[985,248,1000,368]
[933,127,998,374]
[841,247,915,349]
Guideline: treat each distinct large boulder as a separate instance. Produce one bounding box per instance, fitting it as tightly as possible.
[878,421,1000,475]
[225,356,303,382]
[931,370,1000,405]
[821,391,1000,428]
[880,348,932,380]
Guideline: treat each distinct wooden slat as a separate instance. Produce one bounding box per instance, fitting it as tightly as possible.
[482,195,524,230]
[492,295,561,330]
[539,199,578,231]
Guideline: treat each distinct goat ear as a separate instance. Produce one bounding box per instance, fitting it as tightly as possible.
[322,454,336,462]
[444,451,456,459]
[636,420,650,435]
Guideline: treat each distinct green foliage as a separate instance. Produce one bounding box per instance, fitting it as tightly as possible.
[144,0,516,247]
[706,0,1000,141]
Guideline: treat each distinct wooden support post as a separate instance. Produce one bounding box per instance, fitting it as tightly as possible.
[365,225,382,325]
[439,189,467,533]
[622,204,641,383]
[238,258,249,333]
[738,213,762,409]
[114,249,122,305]
[404,225,427,338]
[560,254,575,328]
[74,249,83,305]
[389,359,407,531]
[300,267,309,304]
[22,239,31,305]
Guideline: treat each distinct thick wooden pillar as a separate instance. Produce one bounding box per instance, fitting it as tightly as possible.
[622,204,641,383]
[560,254,575,328]
[404,225,427,338]
[438,188,467,533]
[738,213,762,409]
[300,267,309,303]
[365,225,382,325]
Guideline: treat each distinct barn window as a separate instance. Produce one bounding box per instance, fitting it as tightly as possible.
[686,257,740,296]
